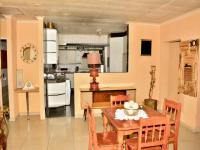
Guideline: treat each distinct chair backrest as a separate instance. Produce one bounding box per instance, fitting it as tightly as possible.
[163,99,181,139]
[87,106,98,150]
[138,116,170,150]
[110,94,130,108]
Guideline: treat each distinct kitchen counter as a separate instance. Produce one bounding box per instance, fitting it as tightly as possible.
[45,71,74,74]
[80,83,136,92]
[45,70,89,74]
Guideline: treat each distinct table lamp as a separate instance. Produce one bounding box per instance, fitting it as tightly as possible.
[87,53,101,91]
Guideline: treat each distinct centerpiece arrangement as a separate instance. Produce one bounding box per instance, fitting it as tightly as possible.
[124,101,139,116]
[115,101,148,120]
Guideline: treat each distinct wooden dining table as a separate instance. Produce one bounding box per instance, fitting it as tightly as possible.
[102,106,165,149]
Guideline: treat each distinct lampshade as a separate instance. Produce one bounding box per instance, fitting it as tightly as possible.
[87,53,101,65]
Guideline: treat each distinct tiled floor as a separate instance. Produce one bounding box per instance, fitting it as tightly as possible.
[7,115,200,150]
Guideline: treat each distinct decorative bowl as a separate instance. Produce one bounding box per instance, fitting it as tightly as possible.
[124,108,139,116]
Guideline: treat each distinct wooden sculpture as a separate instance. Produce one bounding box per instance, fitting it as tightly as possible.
[149,65,156,99]
[144,65,157,110]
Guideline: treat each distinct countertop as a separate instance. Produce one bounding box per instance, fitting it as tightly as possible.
[80,84,136,92]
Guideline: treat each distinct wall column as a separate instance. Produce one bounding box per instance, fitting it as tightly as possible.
[36,16,45,119]
[5,15,17,121]
[0,20,3,109]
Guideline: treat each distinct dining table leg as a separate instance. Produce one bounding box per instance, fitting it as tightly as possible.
[102,113,108,131]
[117,131,124,150]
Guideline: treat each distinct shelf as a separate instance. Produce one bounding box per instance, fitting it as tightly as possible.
[92,102,110,109]
[48,93,66,96]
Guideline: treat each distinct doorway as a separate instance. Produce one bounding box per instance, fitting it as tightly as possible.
[0,39,9,118]
[167,41,180,100]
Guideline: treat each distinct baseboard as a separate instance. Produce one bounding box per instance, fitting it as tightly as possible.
[181,121,200,132]
[75,109,102,118]
[9,117,15,121]
[18,112,40,116]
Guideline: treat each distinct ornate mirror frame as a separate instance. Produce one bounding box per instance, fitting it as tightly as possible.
[20,43,37,63]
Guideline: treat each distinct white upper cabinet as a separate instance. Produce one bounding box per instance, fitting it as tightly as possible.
[44,53,57,64]
[44,29,57,41]
[44,28,58,64]
[44,41,57,52]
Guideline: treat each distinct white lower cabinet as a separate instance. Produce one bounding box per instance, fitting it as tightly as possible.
[47,82,66,94]
[48,94,66,107]
[46,80,71,108]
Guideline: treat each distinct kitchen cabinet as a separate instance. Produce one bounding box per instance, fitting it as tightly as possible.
[44,41,57,52]
[45,80,71,116]
[44,28,58,64]
[44,28,57,41]
[59,50,82,64]
[93,90,126,103]
[44,53,57,64]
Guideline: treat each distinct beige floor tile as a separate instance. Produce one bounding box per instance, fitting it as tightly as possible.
[48,136,74,150]
[7,136,26,148]
[22,136,49,146]
[21,144,48,150]
[74,136,88,150]
[7,145,22,150]
[7,115,200,150]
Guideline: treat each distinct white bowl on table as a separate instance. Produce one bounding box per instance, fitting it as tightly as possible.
[124,101,139,116]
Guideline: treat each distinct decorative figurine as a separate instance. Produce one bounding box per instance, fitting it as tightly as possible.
[149,66,156,99]
[144,65,157,110]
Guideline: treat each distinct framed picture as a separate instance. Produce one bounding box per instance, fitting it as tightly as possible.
[141,39,152,56]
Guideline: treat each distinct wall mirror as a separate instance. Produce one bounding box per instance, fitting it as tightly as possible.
[20,43,37,63]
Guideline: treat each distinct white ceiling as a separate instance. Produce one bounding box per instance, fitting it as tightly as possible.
[0,0,200,34]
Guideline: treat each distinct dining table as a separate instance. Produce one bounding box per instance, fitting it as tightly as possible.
[102,106,165,150]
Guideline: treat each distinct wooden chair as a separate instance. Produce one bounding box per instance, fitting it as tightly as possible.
[0,109,9,150]
[110,95,130,108]
[163,99,181,150]
[125,116,170,150]
[108,94,130,131]
[87,106,121,150]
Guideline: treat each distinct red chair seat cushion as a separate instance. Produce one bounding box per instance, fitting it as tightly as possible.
[97,131,118,147]
[126,135,163,150]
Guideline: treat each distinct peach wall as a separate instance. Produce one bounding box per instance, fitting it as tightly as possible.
[74,23,160,117]
[0,20,2,108]
[129,23,161,107]
[16,21,40,114]
[5,16,18,120]
[0,19,7,39]
[161,10,200,41]
[160,10,200,131]
[179,94,198,131]
[36,17,45,119]
[1,17,44,120]
[159,41,180,108]
[167,42,179,100]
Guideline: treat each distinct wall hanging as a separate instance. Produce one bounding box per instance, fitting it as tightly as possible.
[20,43,37,63]
[178,39,199,97]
